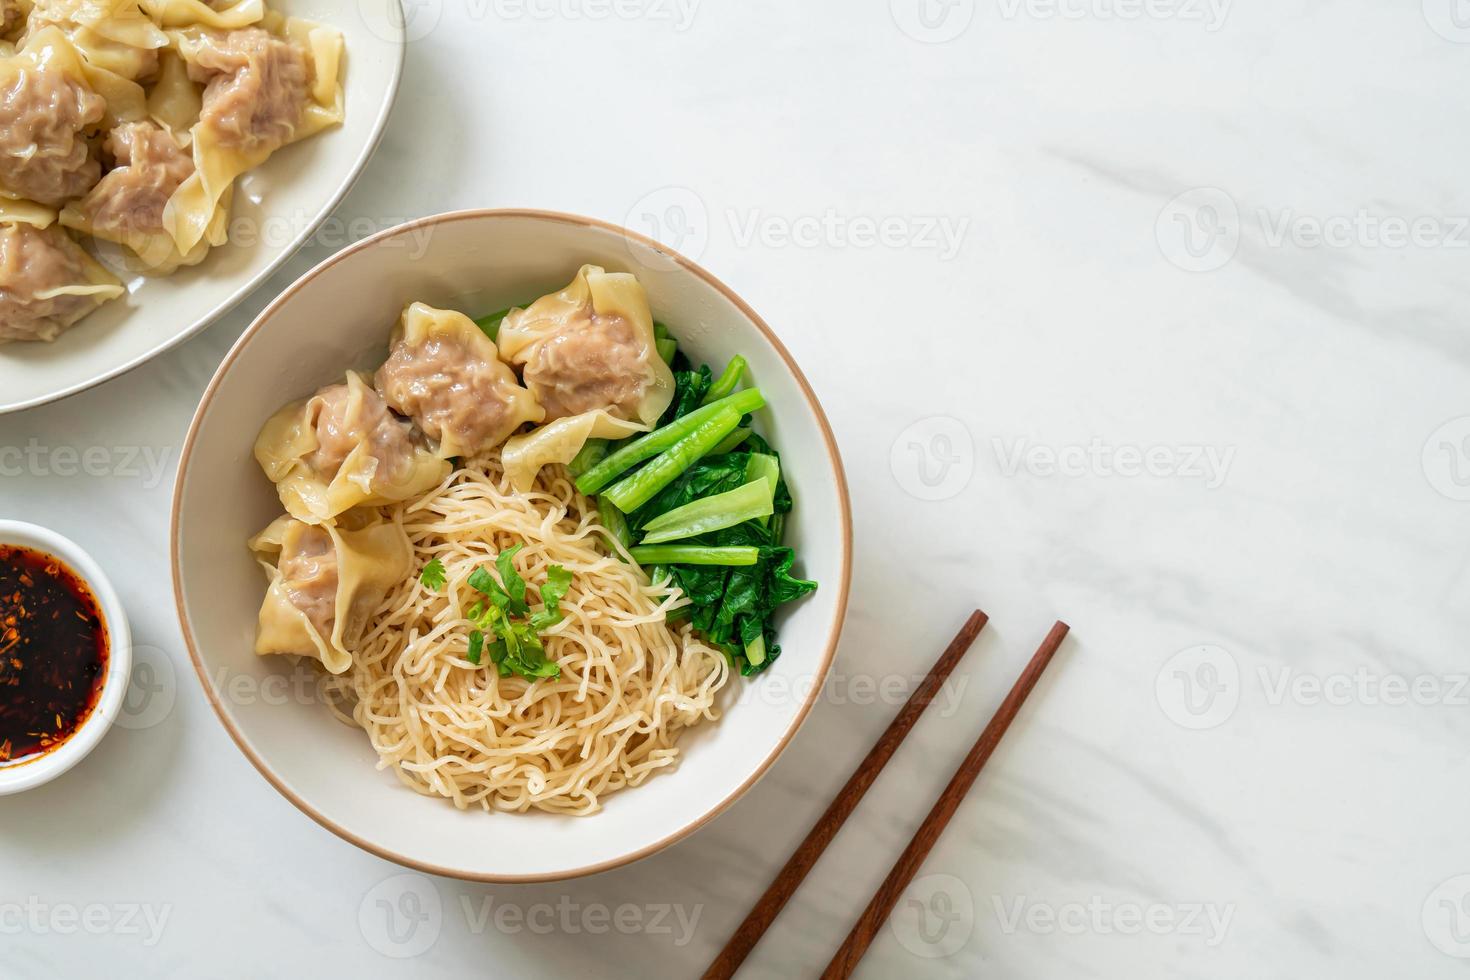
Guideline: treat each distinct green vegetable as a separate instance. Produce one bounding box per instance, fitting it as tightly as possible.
[710,427,751,455]
[639,478,774,544]
[656,337,677,364]
[628,545,761,566]
[701,356,747,405]
[743,632,767,669]
[598,497,633,549]
[568,438,608,478]
[601,407,742,512]
[574,388,766,495]
[460,546,571,679]
[657,522,817,676]
[475,307,513,340]
[419,558,446,592]
[745,453,779,525]
[626,451,753,529]
[665,365,712,422]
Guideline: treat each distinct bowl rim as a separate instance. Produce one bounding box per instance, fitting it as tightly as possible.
[0,520,132,795]
[169,207,853,882]
[0,13,407,415]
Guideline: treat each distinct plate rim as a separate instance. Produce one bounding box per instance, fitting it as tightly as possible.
[0,15,407,415]
[169,207,854,883]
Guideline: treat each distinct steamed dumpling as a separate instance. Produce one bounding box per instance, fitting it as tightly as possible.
[165,15,342,252]
[0,208,124,342]
[59,119,209,271]
[22,0,170,81]
[254,371,451,524]
[248,513,411,674]
[374,302,544,460]
[0,27,107,206]
[497,265,675,427]
[501,410,648,493]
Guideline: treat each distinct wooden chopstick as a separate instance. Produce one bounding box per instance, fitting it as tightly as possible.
[701,609,989,980]
[819,620,1071,979]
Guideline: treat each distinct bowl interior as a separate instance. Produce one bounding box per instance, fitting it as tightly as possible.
[173,211,850,880]
[0,0,403,413]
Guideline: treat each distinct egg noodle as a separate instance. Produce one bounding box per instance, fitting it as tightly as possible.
[321,456,730,815]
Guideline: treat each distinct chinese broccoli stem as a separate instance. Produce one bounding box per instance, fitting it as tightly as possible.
[701,355,747,405]
[575,388,765,495]
[627,545,761,567]
[711,427,751,455]
[568,438,608,477]
[639,479,775,544]
[598,497,633,548]
[601,407,742,512]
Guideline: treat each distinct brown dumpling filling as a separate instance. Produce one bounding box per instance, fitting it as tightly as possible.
[0,64,105,206]
[185,27,310,158]
[304,379,418,485]
[276,523,338,640]
[0,221,111,343]
[522,314,652,422]
[68,121,193,238]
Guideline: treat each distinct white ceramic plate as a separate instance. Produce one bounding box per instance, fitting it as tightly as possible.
[0,0,405,414]
[172,210,852,881]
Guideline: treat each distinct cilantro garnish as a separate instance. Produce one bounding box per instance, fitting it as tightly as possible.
[460,545,571,679]
[419,558,446,592]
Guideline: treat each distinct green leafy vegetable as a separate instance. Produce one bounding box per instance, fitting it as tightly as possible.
[639,478,774,544]
[627,545,760,566]
[419,558,446,592]
[574,388,766,495]
[458,546,572,679]
[701,356,747,405]
[656,337,677,364]
[601,407,742,512]
[666,365,712,422]
[710,427,752,456]
[598,497,633,549]
[568,438,609,478]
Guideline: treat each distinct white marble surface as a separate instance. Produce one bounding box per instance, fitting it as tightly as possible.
[4,0,1470,976]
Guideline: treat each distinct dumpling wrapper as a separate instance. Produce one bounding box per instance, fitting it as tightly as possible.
[254,371,450,524]
[375,302,544,460]
[501,410,648,493]
[0,202,125,343]
[146,49,202,134]
[139,0,264,29]
[248,513,411,674]
[163,12,342,254]
[59,119,228,274]
[23,0,170,81]
[497,264,675,428]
